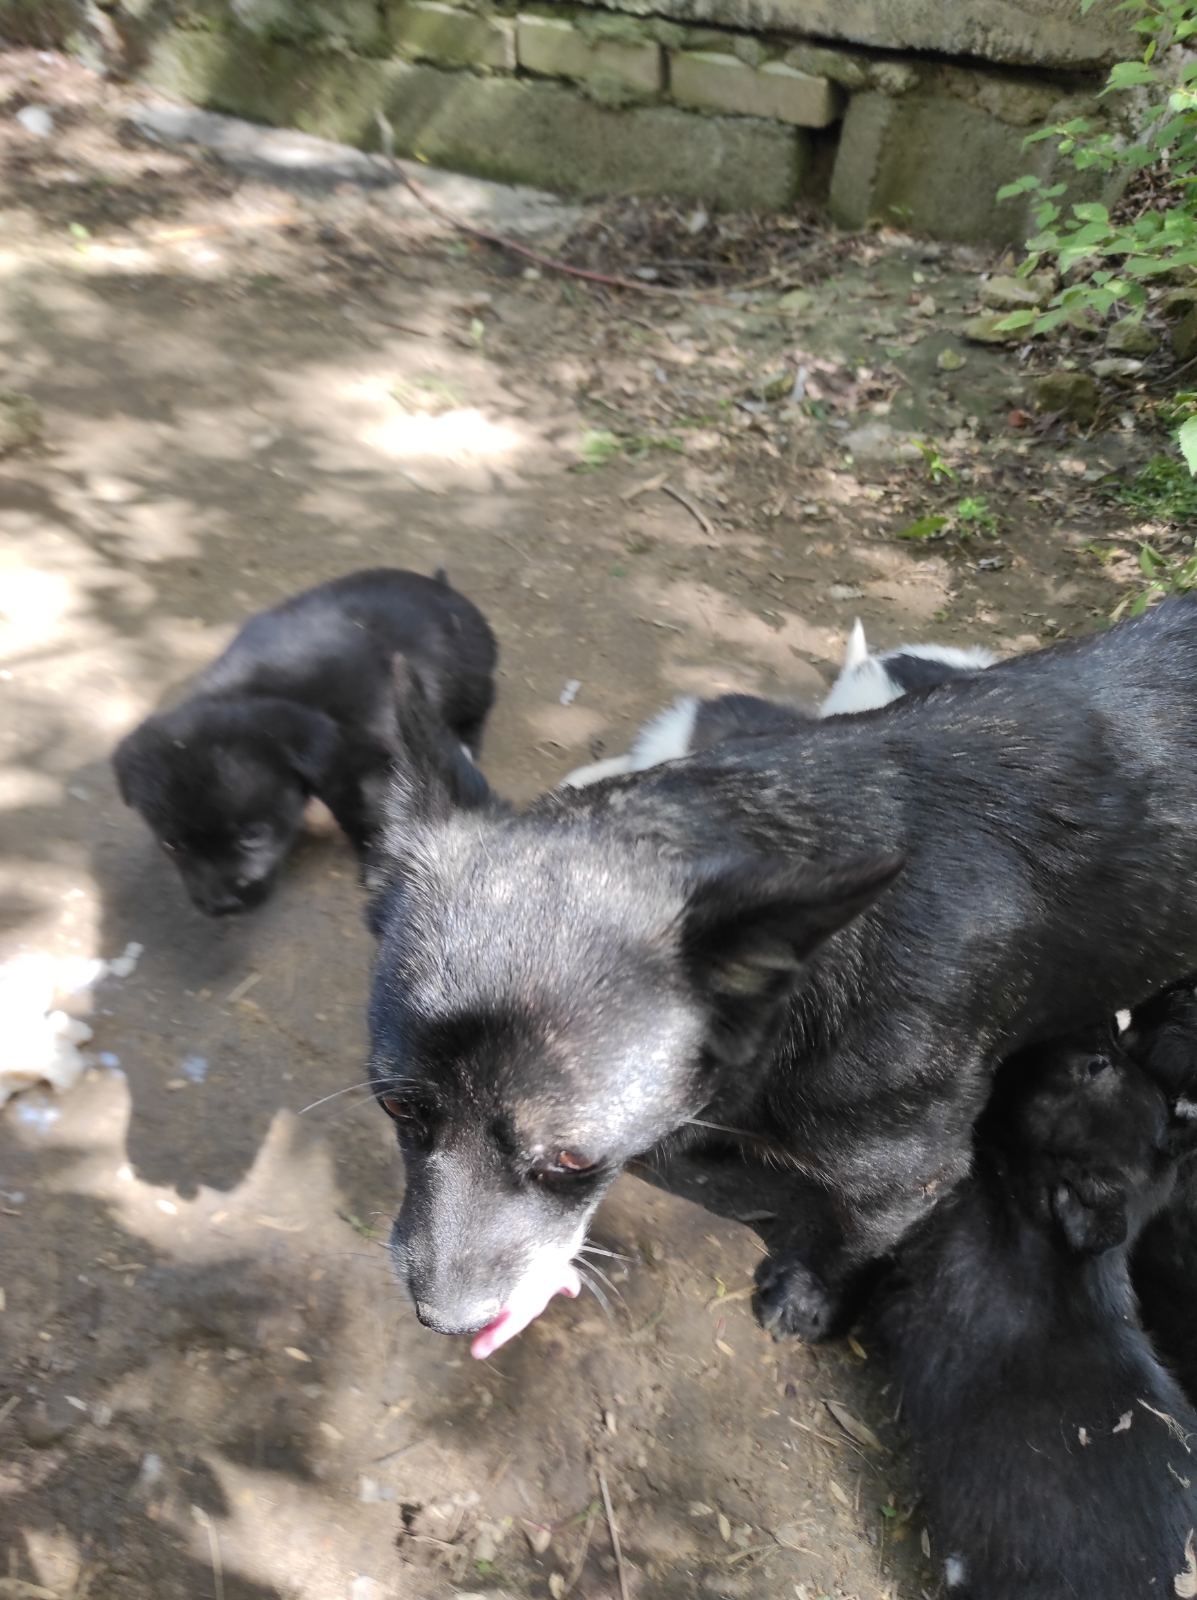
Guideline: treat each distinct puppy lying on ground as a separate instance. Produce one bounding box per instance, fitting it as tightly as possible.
[870,1023,1197,1600]
[367,596,1197,1349]
[562,622,994,788]
[561,693,809,788]
[114,567,496,916]
[819,619,996,717]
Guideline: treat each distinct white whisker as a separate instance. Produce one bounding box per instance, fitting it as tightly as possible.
[298,1080,379,1115]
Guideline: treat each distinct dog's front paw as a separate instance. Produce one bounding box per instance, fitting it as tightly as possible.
[753,1251,841,1342]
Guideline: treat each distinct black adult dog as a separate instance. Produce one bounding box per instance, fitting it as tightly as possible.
[870,1022,1197,1599]
[114,568,495,916]
[367,597,1197,1347]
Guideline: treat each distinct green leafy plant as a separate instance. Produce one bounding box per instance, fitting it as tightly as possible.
[916,441,957,484]
[995,0,1197,470]
[575,427,685,469]
[896,495,1000,542]
[1107,452,1197,519]
[1117,540,1197,613]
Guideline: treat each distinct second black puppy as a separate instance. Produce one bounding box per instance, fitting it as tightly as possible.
[1126,979,1197,1399]
[870,1028,1196,1599]
[114,568,496,915]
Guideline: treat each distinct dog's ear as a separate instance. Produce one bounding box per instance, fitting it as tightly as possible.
[682,852,903,1005]
[112,723,164,807]
[271,704,342,790]
[365,659,503,935]
[112,732,138,806]
[386,657,498,827]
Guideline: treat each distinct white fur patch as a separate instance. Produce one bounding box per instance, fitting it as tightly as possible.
[627,695,699,769]
[820,657,906,718]
[560,695,699,788]
[944,1555,968,1589]
[820,630,997,719]
[1175,1097,1197,1122]
[882,642,998,673]
[559,754,635,789]
[1115,1008,1132,1034]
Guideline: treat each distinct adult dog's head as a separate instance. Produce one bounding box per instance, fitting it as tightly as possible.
[367,733,901,1346]
[114,696,338,916]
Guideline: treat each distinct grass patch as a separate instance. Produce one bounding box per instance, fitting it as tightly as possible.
[1106,456,1197,527]
[576,427,685,470]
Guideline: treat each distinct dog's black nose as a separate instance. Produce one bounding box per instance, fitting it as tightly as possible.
[413,1297,501,1336]
[197,891,249,917]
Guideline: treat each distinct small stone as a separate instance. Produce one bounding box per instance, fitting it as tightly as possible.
[0,390,44,456]
[936,348,967,372]
[980,273,1053,311]
[525,1522,553,1555]
[1161,288,1197,322]
[759,370,793,402]
[777,288,814,314]
[1105,318,1157,357]
[1032,370,1100,426]
[22,1397,78,1448]
[1173,306,1197,363]
[772,1521,811,1549]
[15,104,54,138]
[962,313,1022,345]
[843,421,922,464]
[1092,357,1144,382]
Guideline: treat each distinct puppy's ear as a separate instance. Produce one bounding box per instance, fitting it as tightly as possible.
[682,852,902,1052]
[112,724,163,807]
[272,704,342,790]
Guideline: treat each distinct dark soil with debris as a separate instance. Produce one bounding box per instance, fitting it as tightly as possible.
[0,45,1181,1600]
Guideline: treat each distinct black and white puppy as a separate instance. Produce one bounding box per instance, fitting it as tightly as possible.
[819,619,996,717]
[870,1025,1197,1600]
[366,597,1197,1350]
[114,568,496,916]
[561,622,995,788]
[561,693,810,788]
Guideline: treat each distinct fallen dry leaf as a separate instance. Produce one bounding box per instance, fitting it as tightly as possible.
[824,1399,885,1453]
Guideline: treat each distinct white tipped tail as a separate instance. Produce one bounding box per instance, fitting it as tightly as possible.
[844,618,869,671]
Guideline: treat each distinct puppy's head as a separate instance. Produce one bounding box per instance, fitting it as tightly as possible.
[368,761,900,1341]
[113,698,338,916]
[1122,978,1197,1130]
[998,1032,1170,1254]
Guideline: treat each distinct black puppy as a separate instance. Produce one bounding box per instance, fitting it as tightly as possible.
[114,568,496,916]
[869,1028,1197,1600]
[367,597,1197,1346]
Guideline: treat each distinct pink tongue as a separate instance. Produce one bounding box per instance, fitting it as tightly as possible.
[470,1264,581,1360]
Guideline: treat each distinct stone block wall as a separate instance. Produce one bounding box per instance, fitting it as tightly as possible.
[2,0,1123,240]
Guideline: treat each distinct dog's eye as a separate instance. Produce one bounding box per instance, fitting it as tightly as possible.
[379,1095,417,1123]
[240,825,270,851]
[160,839,179,855]
[533,1150,599,1183]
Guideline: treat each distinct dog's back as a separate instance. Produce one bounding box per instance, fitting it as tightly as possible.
[871,1034,1196,1600]
[201,567,497,748]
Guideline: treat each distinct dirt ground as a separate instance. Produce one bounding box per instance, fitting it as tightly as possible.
[0,47,1179,1600]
